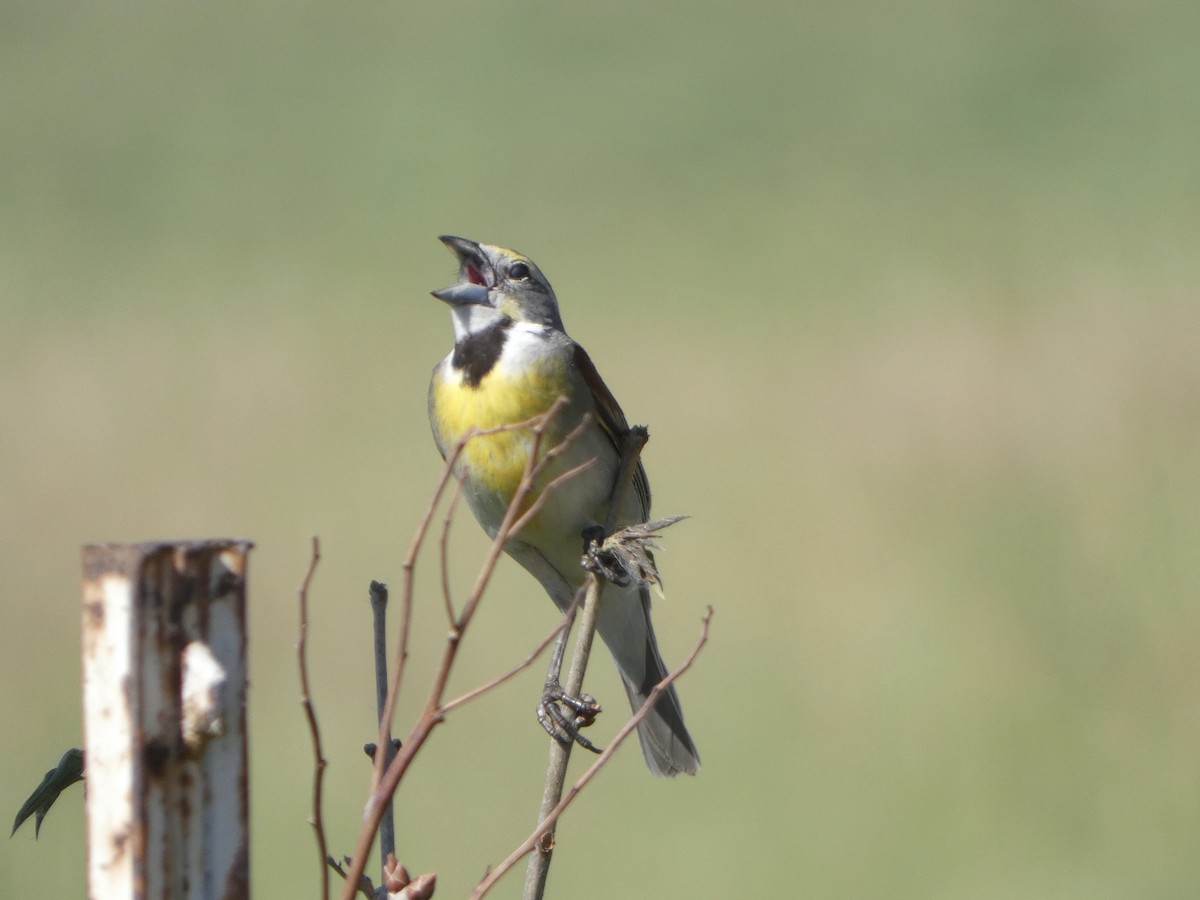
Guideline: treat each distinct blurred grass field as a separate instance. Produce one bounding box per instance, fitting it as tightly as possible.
[3,1,1200,897]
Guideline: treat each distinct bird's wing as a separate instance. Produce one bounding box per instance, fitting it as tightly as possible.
[572,343,651,521]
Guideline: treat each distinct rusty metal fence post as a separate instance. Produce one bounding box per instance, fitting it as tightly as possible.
[82,540,253,900]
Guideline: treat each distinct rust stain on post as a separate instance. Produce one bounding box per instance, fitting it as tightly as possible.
[82,539,253,900]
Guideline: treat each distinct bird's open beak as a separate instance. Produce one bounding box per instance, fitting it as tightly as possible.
[432,235,492,306]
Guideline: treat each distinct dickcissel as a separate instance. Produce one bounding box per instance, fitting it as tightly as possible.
[427,235,699,776]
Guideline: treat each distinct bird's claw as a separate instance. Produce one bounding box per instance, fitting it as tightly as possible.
[581,527,632,586]
[537,681,602,753]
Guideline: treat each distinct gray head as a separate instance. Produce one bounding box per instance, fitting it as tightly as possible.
[432,236,566,337]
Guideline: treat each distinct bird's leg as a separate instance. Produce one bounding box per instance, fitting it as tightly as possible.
[536,585,603,753]
[534,523,625,749]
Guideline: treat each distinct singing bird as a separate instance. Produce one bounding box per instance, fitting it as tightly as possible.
[427,236,699,776]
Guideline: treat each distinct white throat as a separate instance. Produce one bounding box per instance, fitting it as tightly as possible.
[450,303,506,342]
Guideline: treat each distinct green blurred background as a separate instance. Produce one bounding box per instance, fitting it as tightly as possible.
[4,0,1199,896]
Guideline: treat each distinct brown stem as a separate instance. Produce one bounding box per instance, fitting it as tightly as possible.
[340,397,596,900]
[476,608,714,899]
[522,426,649,900]
[297,537,329,900]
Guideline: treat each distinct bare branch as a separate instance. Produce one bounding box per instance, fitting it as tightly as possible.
[340,397,602,900]
[368,581,397,878]
[438,594,582,716]
[523,425,649,899]
[476,607,714,899]
[372,396,575,796]
[440,480,464,626]
[370,447,462,794]
[367,399,557,792]
[508,456,598,538]
[326,855,376,899]
[453,401,591,631]
[297,537,330,900]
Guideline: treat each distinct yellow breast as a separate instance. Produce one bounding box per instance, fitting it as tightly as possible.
[433,355,571,500]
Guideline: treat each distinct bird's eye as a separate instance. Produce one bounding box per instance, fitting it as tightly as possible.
[509,262,530,280]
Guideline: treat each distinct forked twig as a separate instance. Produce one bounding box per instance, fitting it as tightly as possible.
[438,593,582,717]
[508,456,598,537]
[326,855,375,899]
[340,397,595,900]
[371,397,571,794]
[474,607,714,899]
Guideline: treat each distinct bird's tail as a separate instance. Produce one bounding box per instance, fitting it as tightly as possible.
[598,585,700,777]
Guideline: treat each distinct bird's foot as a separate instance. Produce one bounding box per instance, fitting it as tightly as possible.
[581,526,633,586]
[582,517,688,590]
[537,681,602,753]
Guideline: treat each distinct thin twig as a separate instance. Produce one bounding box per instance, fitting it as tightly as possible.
[372,398,572,797]
[341,397,596,900]
[371,444,461,794]
[327,856,377,899]
[297,537,329,900]
[523,426,649,900]
[508,456,598,538]
[438,594,582,716]
[475,607,713,900]
[368,581,396,886]
[426,400,591,718]
[440,480,464,625]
